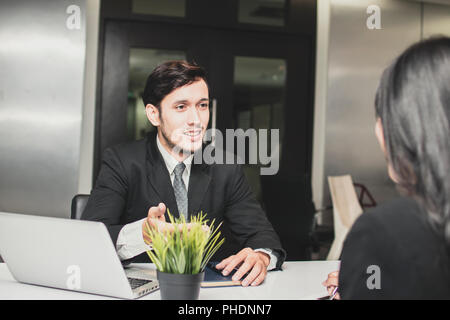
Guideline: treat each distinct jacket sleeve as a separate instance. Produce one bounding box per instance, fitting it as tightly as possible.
[223,164,286,269]
[81,147,128,246]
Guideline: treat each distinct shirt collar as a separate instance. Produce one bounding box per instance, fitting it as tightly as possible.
[156,134,193,175]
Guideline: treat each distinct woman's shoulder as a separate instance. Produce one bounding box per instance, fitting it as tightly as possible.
[355,196,448,259]
[350,197,426,239]
[346,196,444,259]
[339,196,450,299]
[362,196,420,219]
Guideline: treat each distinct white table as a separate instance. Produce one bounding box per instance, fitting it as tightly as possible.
[0,261,340,300]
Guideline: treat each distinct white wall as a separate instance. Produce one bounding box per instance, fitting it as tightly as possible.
[78,0,100,195]
[0,0,88,218]
[311,0,331,220]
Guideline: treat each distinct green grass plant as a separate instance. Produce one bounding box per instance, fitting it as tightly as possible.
[145,211,224,274]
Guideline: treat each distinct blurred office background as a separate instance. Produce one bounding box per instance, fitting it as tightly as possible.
[0,0,449,261]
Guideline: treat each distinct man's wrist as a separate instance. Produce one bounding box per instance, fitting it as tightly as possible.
[255,251,270,267]
[254,248,278,270]
[142,219,152,245]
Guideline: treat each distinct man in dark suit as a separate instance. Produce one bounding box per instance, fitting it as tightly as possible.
[82,61,285,287]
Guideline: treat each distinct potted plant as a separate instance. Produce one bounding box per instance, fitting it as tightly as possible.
[144,211,224,300]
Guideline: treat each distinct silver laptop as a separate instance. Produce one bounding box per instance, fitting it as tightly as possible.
[0,212,159,299]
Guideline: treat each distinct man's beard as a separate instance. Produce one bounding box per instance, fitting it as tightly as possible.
[159,125,201,157]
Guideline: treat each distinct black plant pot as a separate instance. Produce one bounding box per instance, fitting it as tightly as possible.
[157,270,205,300]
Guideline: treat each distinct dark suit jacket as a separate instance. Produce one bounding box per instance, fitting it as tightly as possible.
[339,197,450,299]
[82,132,286,267]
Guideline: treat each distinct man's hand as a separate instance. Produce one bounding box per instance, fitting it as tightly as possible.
[142,203,209,244]
[322,270,340,300]
[142,203,166,244]
[215,247,270,287]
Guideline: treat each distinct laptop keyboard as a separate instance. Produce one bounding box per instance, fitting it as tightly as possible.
[128,277,153,290]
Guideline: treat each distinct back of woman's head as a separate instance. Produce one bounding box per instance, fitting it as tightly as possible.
[375,36,450,246]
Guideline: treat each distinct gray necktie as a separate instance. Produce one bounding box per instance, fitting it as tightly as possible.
[173,162,188,218]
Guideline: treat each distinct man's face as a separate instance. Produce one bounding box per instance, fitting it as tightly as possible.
[146,79,210,157]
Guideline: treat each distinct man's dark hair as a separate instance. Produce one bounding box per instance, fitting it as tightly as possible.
[142,60,208,108]
[375,36,450,248]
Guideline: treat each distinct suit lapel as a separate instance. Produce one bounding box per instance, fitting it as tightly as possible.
[145,132,180,219]
[188,161,211,219]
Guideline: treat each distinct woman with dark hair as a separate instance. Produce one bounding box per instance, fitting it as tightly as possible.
[323,36,450,299]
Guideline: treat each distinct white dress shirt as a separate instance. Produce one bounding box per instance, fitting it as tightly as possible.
[116,135,277,270]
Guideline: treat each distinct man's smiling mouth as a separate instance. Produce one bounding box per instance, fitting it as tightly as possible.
[183,129,202,137]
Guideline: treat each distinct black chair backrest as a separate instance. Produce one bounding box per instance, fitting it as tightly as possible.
[71,194,90,220]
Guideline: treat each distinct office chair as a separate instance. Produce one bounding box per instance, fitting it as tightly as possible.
[353,183,377,208]
[71,194,90,220]
[326,175,363,260]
